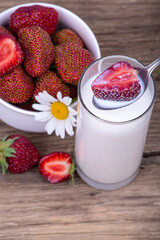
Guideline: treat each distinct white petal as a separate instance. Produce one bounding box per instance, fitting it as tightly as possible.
[59,121,65,139]
[45,118,58,135]
[37,92,50,102]
[68,106,77,116]
[62,96,72,106]
[55,120,62,137]
[34,111,52,122]
[57,92,62,102]
[69,114,77,127]
[43,91,57,103]
[37,91,56,104]
[35,95,51,105]
[65,118,74,136]
[32,104,50,111]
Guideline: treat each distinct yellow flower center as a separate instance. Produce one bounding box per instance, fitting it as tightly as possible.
[51,102,69,120]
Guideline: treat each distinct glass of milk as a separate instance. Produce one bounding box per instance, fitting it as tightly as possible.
[75,55,156,190]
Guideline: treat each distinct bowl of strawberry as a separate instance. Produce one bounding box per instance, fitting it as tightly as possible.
[0,3,101,134]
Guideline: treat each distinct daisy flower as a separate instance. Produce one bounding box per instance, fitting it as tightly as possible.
[32,91,77,139]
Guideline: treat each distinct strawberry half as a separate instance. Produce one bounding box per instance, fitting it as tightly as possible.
[39,152,75,184]
[91,61,141,101]
[0,33,24,76]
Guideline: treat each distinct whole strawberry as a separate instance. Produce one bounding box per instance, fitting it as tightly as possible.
[54,42,94,85]
[0,65,34,103]
[68,84,77,99]
[52,28,84,47]
[0,32,24,76]
[18,26,54,77]
[10,5,58,36]
[14,98,35,111]
[33,70,70,101]
[0,134,40,174]
[0,26,11,35]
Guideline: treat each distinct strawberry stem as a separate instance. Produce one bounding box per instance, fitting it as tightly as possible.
[71,97,77,104]
[0,142,7,151]
[0,136,18,174]
[69,161,76,185]
[0,152,8,175]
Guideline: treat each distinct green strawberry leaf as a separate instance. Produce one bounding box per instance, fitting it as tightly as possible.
[69,153,76,185]
[0,153,8,175]
[3,148,16,157]
[1,135,9,142]
[71,97,77,104]
[69,162,76,185]
[0,135,18,174]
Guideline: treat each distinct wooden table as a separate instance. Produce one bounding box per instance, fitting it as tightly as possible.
[0,0,160,239]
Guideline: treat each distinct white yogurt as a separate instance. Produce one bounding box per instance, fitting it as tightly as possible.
[75,59,156,189]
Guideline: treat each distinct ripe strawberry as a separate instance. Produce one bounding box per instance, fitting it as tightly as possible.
[0,65,34,103]
[91,61,141,101]
[18,26,54,77]
[10,5,58,36]
[38,152,75,183]
[68,84,77,99]
[0,26,11,35]
[0,134,40,174]
[53,28,84,47]
[54,42,94,85]
[33,70,70,101]
[14,98,35,111]
[0,33,24,76]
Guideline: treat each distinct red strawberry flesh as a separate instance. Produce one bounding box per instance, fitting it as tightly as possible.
[39,152,73,183]
[0,33,24,76]
[91,61,141,101]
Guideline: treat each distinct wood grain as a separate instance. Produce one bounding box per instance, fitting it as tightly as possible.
[0,0,160,239]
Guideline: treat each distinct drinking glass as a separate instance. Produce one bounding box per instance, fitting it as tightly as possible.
[75,55,156,190]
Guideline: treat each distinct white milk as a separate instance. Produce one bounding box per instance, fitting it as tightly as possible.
[75,56,156,189]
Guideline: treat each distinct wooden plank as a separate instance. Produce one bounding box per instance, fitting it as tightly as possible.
[0,157,159,239]
[0,0,160,239]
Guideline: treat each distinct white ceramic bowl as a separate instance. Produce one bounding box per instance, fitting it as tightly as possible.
[0,2,101,132]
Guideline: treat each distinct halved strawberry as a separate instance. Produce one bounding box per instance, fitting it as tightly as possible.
[91,61,141,101]
[38,152,75,183]
[0,33,24,76]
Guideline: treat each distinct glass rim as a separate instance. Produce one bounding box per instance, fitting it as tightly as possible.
[78,55,157,124]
